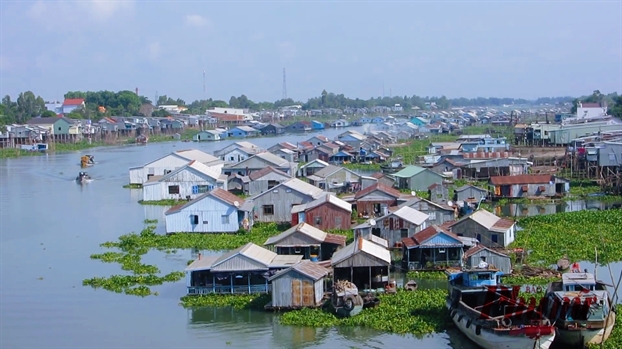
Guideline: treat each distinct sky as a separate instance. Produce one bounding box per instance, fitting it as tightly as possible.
[1,0,621,103]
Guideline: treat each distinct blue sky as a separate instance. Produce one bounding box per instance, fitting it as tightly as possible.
[1,0,621,103]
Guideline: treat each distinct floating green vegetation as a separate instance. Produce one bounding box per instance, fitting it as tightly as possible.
[502,275,559,286]
[180,293,271,310]
[123,184,143,189]
[511,210,622,265]
[143,219,158,224]
[279,289,451,337]
[0,148,43,158]
[83,225,185,297]
[406,271,448,280]
[588,318,622,349]
[138,199,187,206]
[342,163,381,171]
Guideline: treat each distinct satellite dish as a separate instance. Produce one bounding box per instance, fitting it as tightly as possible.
[411,191,416,196]
[233,201,240,208]
[369,219,376,226]
[447,200,454,207]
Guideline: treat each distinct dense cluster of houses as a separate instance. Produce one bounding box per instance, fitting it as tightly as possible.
[125,131,577,306]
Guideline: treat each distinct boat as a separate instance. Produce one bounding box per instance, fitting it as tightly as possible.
[380,157,404,174]
[331,280,364,318]
[80,155,95,168]
[76,171,92,184]
[135,134,148,144]
[404,280,418,291]
[447,267,556,349]
[362,292,381,309]
[543,270,616,348]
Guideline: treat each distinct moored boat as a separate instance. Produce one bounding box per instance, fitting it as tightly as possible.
[331,280,364,318]
[447,268,556,349]
[543,270,616,348]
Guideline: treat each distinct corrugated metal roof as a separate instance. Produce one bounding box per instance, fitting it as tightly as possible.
[464,244,509,258]
[248,166,290,181]
[367,235,389,248]
[291,194,352,213]
[268,260,330,281]
[392,165,428,178]
[175,149,223,166]
[354,183,401,200]
[452,209,514,233]
[402,225,463,249]
[185,255,219,271]
[254,152,291,167]
[270,255,303,268]
[331,237,391,267]
[392,206,429,226]
[281,178,325,199]
[299,159,329,169]
[142,160,221,186]
[264,222,328,246]
[165,188,247,215]
[211,243,276,270]
[490,174,552,185]
[455,184,487,193]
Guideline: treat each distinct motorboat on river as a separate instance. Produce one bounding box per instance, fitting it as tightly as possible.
[80,155,95,168]
[543,270,616,348]
[76,171,92,184]
[447,267,556,349]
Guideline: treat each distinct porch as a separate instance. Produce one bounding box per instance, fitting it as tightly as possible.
[402,246,463,271]
[333,266,390,291]
[187,270,271,294]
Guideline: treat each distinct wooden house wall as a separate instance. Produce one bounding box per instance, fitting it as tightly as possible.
[271,271,323,308]
[408,171,444,191]
[355,191,397,216]
[467,251,512,274]
[360,177,378,190]
[270,149,296,163]
[494,183,556,198]
[304,203,351,230]
[269,232,322,247]
[221,148,252,163]
[333,253,389,268]
[252,190,314,223]
[247,172,291,196]
[325,170,360,187]
[164,196,243,233]
[129,155,190,184]
[449,219,507,248]
[455,187,487,202]
[377,217,427,247]
[143,172,222,201]
[406,201,454,226]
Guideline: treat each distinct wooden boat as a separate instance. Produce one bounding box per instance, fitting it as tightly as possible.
[404,280,418,291]
[135,134,148,144]
[543,271,616,348]
[76,171,92,184]
[380,157,404,174]
[80,155,95,168]
[447,268,556,349]
[331,280,364,318]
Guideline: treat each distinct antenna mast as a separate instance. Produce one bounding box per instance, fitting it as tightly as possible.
[282,68,287,100]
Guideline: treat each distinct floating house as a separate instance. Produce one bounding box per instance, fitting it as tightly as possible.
[268,261,330,309]
[264,222,347,261]
[184,243,302,295]
[164,188,253,234]
[223,152,298,177]
[306,165,362,193]
[454,184,488,203]
[464,245,512,274]
[227,126,260,138]
[243,166,292,196]
[353,206,429,248]
[331,237,391,291]
[446,209,516,248]
[489,174,569,198]
[214,141,263,158]
[291,194,352,231]
[399,197,456,226]
[401,225,464,270]
[393,166,446,191]
[129,149,224,185]
[297,159,329,177]
[250,178,326,223]
[354,183,402,217]
[193,130,223,142]
[142,160,227,201]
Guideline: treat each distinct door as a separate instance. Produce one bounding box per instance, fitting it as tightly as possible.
[302,280,314,306]
[292,213,299,225]
[292,279,302,307]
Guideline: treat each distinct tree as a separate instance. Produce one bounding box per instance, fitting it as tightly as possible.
[41,110,57,118]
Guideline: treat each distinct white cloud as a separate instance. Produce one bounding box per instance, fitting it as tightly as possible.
[185,15,209,28]
[278,41,296,63]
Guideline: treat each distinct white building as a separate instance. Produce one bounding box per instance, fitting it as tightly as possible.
[164,188,253,233]
[577,102,607,119]
[142,160,228,201]
[129,149,224,185]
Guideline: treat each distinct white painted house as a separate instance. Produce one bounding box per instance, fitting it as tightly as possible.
[129,149,224,185]
[219,146,262,163]
[164,188,254,233]
[214,141,263,158]
[142,160,228,201]
[223,152,298,177]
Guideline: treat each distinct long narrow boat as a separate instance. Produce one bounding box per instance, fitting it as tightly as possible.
[544,271,616,348]
[447,268,556,349]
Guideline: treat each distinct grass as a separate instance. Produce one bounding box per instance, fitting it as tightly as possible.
[123,184,143,189]
[138,199,188,206]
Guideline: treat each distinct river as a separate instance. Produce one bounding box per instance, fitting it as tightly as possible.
[1,127,619,349]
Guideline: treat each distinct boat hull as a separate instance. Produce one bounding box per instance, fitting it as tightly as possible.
[335,305,363,318]
[555,312,616,347]
[450,312,555,349]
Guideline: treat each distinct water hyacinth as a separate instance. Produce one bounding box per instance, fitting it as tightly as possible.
[511,210,622,265]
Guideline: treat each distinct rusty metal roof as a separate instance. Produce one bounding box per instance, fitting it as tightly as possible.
[354,183,401,200]
[490,174,552,185]
[268,260,330,281]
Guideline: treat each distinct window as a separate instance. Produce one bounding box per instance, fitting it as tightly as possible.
[168,185,180,194]
[263,205,274,215]
[335,216,342,226]
[491,234,498,243]
[400,229,409,238]
[268,180,279,189]
[230,156,234,161]
[165,170,172,174]
[192,185,213,194]
[190,215,199,225]
[147,174,154,180]
[221,215,229,224]
[314,216,322,225]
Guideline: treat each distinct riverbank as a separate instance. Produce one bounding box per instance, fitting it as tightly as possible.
[0,129,201,159]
